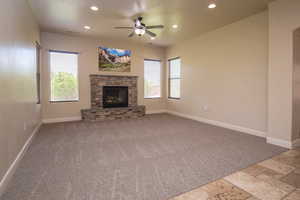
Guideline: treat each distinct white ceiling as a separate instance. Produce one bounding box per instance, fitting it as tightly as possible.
[28,0,274,47]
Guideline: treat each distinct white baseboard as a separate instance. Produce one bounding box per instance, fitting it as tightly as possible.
[146,109,168,114]
[0,122,42,197]
[42,116,81,124]
[266,137,292,149]
[266,137,300,149]
[166,110,266,138]
[292,138,300,149]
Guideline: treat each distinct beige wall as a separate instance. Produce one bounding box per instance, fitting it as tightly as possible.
[166,12,269,132]
[0,0,40,188]
[268,0,300,142]
[293,31,300,139]
[41,32,166,120]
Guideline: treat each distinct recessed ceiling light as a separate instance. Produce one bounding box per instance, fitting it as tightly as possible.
[84,25,91,30]
[151,37,156,40]
[90,6,99,11]
[172,24,178,29]
[208,3,217,9]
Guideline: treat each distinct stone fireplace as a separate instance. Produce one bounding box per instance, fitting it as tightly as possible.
[81,75,145,121]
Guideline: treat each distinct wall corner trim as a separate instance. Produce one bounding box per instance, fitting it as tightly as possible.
[0,121,42,197]
[292,138,300,149]
[166,110,267,138]
[266,137,292,149]
[42,116,82,124]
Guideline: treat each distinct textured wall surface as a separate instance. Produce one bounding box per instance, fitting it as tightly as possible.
[268,0,300,142]
[166,12,268,132]
[0,0,40,188]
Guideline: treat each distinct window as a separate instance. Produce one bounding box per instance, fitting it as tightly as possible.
[168,57,181,99]
[49,50,79,102]
[144,59,161,98]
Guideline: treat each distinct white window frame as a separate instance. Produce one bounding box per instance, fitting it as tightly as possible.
[168,57,181,99]
[144,59,162,99]
[49,50,79,103]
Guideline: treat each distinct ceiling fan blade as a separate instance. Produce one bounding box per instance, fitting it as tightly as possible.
[146,25,164,29]
[128,32,134,37]
[146,30,156,37]
[114,27,132,29]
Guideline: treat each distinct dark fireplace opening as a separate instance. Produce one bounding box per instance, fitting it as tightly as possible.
[103,86,128,108]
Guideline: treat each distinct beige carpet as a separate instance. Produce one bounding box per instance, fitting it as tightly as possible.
[1,114,286,200]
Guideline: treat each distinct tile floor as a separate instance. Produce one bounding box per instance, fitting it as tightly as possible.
[170,148,300,200]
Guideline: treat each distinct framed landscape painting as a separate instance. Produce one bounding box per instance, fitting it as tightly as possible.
[98,47,131,72]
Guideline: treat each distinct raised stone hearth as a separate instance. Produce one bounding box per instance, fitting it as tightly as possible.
[81,106,145,121]
[81,74,145,121]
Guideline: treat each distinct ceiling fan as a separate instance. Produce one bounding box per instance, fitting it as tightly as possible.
[114,17,164,38]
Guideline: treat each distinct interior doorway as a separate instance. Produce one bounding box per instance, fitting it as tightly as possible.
[293,28,300,140]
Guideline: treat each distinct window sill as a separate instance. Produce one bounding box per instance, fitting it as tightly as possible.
[49,100,79,103]
[144,97,161,99]
[168,97,180,100]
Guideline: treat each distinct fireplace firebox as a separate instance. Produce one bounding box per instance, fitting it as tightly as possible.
[103,86,128,108]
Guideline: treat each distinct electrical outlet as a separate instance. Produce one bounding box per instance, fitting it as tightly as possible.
[23,122,27,131]
[203,105,209,112]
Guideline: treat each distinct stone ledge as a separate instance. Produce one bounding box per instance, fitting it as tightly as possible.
[90,74,138,78]
[81,105,145,121]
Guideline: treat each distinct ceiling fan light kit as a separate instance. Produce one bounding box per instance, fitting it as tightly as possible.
[208,0,217,9]
[134,28,146,36]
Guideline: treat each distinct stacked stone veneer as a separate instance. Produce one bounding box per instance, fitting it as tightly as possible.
[81,106,145,121]
[81,75,145,121]
[90,75,138,108]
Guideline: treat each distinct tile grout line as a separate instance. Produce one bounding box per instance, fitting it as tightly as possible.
[222,178,255,199]
[278,168,298,200]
